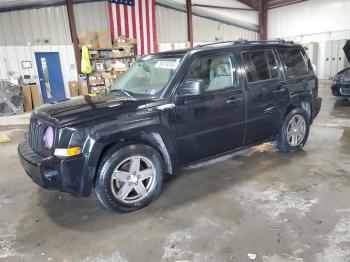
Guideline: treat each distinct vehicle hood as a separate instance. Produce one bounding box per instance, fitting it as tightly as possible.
[335,67,350,82]
[34,93,163,127]
[343,40,350,64]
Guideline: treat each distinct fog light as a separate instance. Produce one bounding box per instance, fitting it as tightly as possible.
[54,147,81,157]
[43,169,58,182]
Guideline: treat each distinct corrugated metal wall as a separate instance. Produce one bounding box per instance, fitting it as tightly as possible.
[0,5,70,45]
[74,1,110,33]
[193,15,258,42]
[156,5,258,46]
[156,5,188,43]
[267,0,350,79]
[0,45,77,97]
[0,1,258,98]
[0,2,259,47]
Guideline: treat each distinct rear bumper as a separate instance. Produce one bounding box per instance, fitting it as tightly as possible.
[311,97,322,122]
[18,139,89,197]
[331,83,350,97]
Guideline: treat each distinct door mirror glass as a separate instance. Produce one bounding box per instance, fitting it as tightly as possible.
[177,79,205,97]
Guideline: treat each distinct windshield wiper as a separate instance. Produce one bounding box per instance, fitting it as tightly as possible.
[112,89,133,97]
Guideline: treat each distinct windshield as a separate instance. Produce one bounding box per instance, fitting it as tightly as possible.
[111,55,184,97]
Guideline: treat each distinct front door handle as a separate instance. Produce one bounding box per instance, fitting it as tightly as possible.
[226,97,242,104]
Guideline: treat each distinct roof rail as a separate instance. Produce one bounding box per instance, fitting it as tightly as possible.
[195,38,294,48]
[195,41,238,48]
[240,38,294,44]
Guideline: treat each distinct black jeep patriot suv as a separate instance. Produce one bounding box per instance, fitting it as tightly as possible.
[18,40,322,212]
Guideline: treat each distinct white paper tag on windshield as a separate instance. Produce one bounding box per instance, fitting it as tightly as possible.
[154,59,180,69]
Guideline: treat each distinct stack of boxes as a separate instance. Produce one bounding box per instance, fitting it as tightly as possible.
[77,31,137,95]
[68,80,89,98]
[21,84,42,112]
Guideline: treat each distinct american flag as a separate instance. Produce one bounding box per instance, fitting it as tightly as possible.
[108,0,158,55]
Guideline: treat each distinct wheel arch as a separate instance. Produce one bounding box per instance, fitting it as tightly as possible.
[88,132,174,194]
[95,132,174,177]
[282,93,312,124]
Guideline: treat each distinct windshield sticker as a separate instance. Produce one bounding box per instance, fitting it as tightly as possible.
[154,59,180,69]
[145,89,156,95]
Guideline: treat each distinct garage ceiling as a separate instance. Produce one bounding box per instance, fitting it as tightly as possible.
[0,0,308,9]
[235,0,307,10]
[266,0,307,9]
[0,0,60,8]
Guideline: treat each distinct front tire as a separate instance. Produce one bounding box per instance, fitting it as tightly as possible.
[276,107,310,152]
[95,144,164,212]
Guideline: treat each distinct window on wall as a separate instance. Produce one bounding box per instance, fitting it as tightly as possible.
[185,54,238,91]
[280,48,308,78]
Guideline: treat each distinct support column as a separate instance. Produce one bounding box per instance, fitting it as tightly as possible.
[186,0,193,48]
[66,0,81,75]
[259,0,268,40]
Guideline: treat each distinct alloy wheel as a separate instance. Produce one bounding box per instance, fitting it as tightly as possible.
[287,115,306,147]
[110,156,156,203]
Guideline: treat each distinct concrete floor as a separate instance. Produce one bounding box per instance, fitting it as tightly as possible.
[1,81,350,262]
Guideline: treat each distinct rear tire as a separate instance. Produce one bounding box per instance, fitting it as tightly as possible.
[276,107,310,153]
[95,144,164,212]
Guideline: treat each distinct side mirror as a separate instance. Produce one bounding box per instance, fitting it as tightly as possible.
[177,79,205,97]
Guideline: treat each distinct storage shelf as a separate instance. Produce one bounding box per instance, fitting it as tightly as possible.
[90,56,136,60]
[88,47,135,51]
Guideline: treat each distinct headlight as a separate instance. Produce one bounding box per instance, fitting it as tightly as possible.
[43,126,54,149]
[54,147,81,157]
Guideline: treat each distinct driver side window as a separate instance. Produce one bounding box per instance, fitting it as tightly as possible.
[185,54,238,92]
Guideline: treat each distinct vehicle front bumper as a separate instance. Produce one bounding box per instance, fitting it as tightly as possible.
[18,139,89,197]
[331,83,350,97]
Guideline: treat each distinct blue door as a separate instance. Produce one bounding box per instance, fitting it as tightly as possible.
[35,52,66,103]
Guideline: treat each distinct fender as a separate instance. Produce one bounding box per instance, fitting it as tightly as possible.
[79,128,175,197]
[278,91,313,127]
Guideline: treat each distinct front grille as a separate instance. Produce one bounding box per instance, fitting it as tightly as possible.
[19,139,45,166]
[28,115,54,156]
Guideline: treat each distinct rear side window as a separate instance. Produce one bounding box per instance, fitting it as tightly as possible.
[266,51,279,79]
[280,48,308,77]
[242,50,279,83]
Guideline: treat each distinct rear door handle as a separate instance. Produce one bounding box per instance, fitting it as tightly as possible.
[302,80,308,88]
[273,88,287,94]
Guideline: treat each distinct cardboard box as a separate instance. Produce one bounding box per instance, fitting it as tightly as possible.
[113,71,125,79]
[114,38,136,46]
[89,50,99,59]
[78,80,89,95]
[21,85,33,112]
[30,84,42,108]
[112,49,125,58]
[69,81,79,97]
[98,32,112,49]
[89,79,105,86]
[78,32,88,46]
[104,78,118,88]
[101,72,112,79]
[127,38,137,45]
[86,32,99,49]
[90,85,106,94]
[95,62,105,71]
